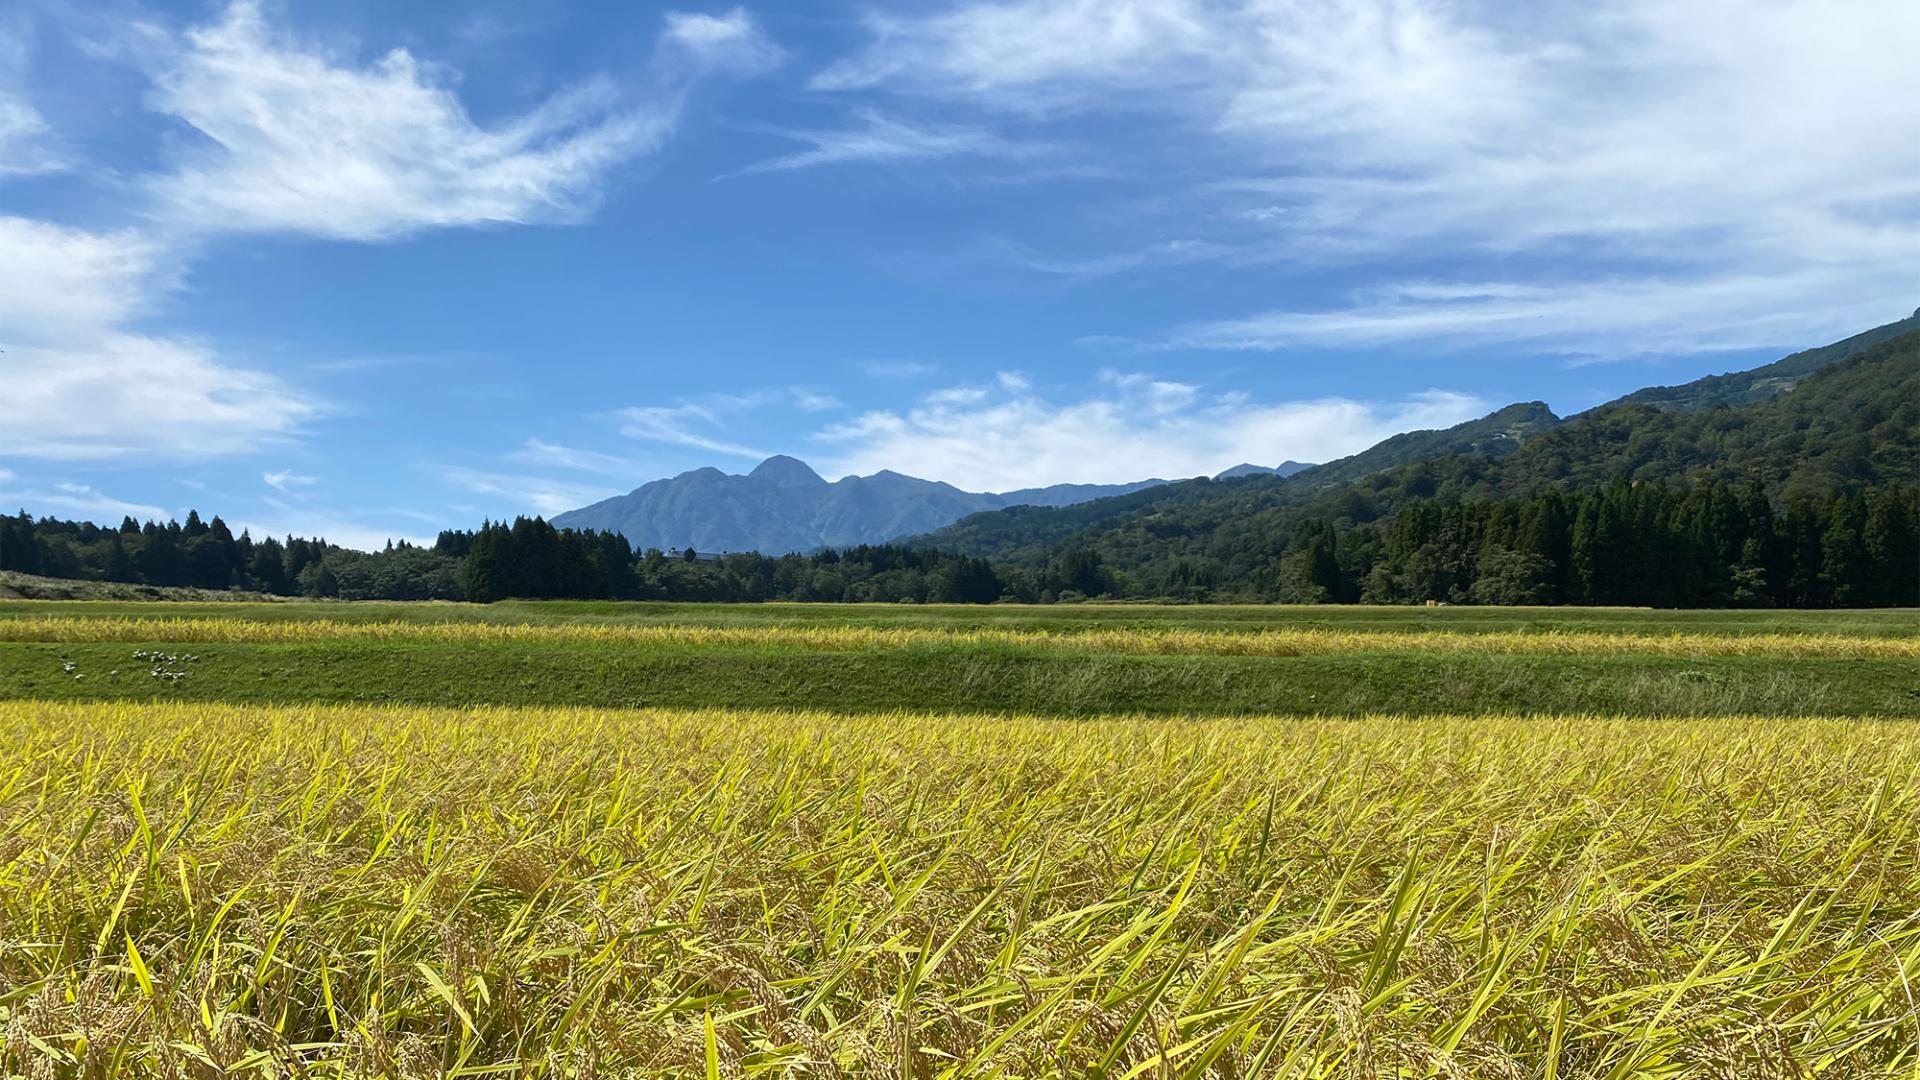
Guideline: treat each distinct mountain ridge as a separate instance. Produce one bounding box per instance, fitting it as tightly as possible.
[1609,307,1920,413]
[554,308,1916,558]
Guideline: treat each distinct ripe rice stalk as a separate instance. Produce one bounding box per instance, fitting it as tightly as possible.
[5,614,1917,658]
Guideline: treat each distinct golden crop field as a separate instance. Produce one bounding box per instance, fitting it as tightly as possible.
[6,701,1920,1078]
[6,615,1918,659]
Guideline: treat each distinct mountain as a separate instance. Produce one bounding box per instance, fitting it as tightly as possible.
[1285,402,1563,493]
[1214,461,1314,480]
[1462,326,1918,501]
[550,456,1167,554]
[1611,307,1920,412]
[557,310,1917,560]
[917,313,1920,566]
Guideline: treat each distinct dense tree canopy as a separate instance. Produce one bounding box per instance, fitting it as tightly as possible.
[3,479,1914,607]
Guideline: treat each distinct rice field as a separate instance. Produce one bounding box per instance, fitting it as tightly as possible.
[6,615,1917,659]
[5,702,1920,1078]
[2,600,1917,1076]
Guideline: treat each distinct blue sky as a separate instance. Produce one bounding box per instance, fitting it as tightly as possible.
[2,0,1916,548]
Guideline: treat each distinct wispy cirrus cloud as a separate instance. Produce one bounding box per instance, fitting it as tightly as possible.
[820,0,1920,356]
[812,0,1214,103]
[437,465,619,518]
[141,1,725,240]
[262,469,318,492]
[0,479,168,524]
[510,438,649,478]
[858,359,940,379]
[732,108,1044,176]
[615,387,843,458]
[618,403,773,459]
[0,17,66,177]
[1166,271,1920,358]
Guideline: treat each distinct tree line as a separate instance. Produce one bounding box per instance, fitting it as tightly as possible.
[0,512,1007,604]
[2,479,1914,607]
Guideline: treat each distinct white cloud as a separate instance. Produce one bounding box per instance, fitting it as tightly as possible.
[733,108,1042,175]
[510,437,647,478]
[1169,270,1920,358]
[0,92,63,177]
[439,465,618,517]
[0,481,168,524]
[141,0,699,241]
[618,405,770,458]
[233,514,431,551]
[610,386,840,458]
[859,359,939,378]
[1101,370,1197,411]
[815,370,1487,489]
[0,216,319,461]
[976,235,1239,278]
[825,0,1920,355]
[2,334,320,460]
[0,21,65,176]
[0,217,169,342]
[1,1,766,466]
[813,0,1214,102]
[662,8,783,74]
[263,469,318,492]
[791,389,843,412]
[926,385,989,406]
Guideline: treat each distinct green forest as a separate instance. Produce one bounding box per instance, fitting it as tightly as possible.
[5,478,1913,607]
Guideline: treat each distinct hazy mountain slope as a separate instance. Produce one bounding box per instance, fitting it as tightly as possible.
[551,456,1167,553]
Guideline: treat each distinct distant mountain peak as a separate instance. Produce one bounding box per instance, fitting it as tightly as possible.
[552,458,1167,554]
[1213,460,1317,480]
[748,455,826,488]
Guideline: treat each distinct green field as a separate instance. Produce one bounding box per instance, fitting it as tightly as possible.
[4,600,1917,716]
[3,600,1919,1077]
[6,596,1918,634]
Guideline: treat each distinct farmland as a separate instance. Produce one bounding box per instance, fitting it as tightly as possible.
[3,601,1918,717]
[3,601,1920,1076]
